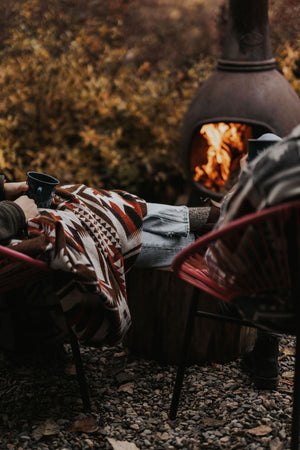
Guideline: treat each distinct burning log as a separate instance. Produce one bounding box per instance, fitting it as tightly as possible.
[191,122,252,193]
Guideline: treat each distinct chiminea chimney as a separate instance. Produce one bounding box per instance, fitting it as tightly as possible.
[181,0,300,202]
[220,0,274,64]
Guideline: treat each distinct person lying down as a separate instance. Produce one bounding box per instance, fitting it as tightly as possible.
[0,178,218,348]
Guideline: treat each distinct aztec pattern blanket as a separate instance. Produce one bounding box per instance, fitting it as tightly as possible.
[10,185,147,346]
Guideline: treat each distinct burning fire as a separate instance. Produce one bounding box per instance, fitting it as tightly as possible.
[193,122,250,192]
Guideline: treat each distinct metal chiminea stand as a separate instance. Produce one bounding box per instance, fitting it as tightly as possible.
[181,0,300,203]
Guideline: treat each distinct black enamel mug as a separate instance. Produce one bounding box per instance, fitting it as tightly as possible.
[26,171,59,208]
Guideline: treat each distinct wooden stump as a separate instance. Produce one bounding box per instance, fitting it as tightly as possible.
[125,268,256,365]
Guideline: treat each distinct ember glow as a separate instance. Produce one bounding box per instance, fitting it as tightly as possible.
[192,122,251,192]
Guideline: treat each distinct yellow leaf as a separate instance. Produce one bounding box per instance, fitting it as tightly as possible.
[247,425,272,436]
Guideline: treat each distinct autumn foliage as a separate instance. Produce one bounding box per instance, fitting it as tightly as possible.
[0,0,299,203]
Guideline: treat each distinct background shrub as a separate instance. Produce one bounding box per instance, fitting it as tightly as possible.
[0,0,299,203]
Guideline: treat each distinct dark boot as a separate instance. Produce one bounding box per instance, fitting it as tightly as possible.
[241,331,280,390]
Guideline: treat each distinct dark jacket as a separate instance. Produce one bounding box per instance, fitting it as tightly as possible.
[0,175,26,244]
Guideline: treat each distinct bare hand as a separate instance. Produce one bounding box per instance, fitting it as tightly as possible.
[14,195,39,221]
[4,182,29,200]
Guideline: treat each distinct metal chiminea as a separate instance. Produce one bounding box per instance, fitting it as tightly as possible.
[182,0,300,204]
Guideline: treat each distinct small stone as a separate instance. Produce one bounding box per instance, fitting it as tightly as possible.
[161,432,170,440]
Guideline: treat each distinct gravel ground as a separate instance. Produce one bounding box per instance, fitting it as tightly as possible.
[0,335,296,449]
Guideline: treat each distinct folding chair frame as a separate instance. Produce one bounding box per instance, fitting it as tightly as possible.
[169,199,300,450]
[0,244,91,411]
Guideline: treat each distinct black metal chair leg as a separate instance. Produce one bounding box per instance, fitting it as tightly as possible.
[290,332,300,450]
[288,227,300,450]
[68,327,91,411]
[169,287,199,420]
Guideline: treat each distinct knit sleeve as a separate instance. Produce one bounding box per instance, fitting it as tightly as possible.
[0,200,26,244]
[0,175,6,201]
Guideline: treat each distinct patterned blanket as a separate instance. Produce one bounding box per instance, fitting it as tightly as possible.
[10,185,147,346]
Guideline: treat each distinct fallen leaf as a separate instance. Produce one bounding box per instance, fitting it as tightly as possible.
[69,416,99,433]
[201,418,226,427]
[113,351,127,357]
[84,438,95,448]
[282,347,295,356]
[281,371,294,379]
[280,378,294,386]
[32,419,60,441]
[107,438,140,450]
[117,382,134,394]
[247,425,272,436]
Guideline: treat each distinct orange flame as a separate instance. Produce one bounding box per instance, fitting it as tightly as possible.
[193,122,249,192]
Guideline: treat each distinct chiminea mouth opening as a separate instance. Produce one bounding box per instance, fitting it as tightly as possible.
[189,120,272,202]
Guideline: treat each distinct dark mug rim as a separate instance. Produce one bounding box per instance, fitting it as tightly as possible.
[247,139,279,145]
[247,139,279,162]
[27,171,59,186]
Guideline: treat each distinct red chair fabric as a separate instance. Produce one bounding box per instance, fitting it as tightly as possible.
[173,200,300,333]
[170,199,300,450]
[0,245,50,292]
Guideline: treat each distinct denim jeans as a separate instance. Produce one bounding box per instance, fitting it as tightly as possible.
[135,203,196,268]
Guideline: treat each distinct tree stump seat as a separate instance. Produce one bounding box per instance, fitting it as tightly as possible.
[125,267,256,365]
